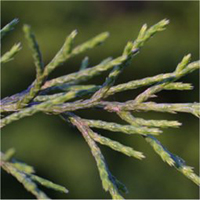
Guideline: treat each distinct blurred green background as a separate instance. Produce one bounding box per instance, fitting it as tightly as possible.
[1,1,199,199]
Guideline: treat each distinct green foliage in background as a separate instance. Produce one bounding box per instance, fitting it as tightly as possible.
[1,17,199,199]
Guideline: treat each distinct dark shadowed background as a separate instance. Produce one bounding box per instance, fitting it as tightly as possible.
[1,1,199,199]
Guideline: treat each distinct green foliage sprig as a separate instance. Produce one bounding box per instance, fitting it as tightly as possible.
[1,18,199,199]
[1,149,68,199]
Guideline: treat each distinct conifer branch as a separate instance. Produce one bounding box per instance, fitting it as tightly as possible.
[64,112,124,199]
[1,149,68,199]
[23,25,44,74]
[117,111,199,185]
[1,161,50,199]
[145,135,200,186]
[118,111,181,128]
[0,18,19,39]
[1,18,199,199]
[42,19,169,89]
[81,118,161,135]
[0,43,22,65]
